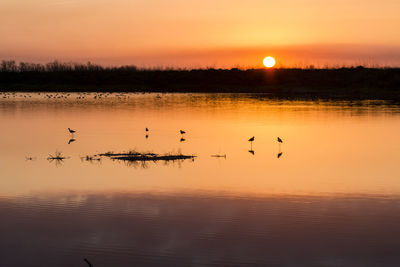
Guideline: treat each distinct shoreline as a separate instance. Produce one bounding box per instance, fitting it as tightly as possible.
[1,67,399,100]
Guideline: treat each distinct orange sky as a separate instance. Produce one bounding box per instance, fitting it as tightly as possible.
[1,0,399,68]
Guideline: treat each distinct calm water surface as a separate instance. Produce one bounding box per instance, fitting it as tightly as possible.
[1,92,400,266]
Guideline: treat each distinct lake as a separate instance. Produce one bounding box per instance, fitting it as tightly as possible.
[1,92,400,266]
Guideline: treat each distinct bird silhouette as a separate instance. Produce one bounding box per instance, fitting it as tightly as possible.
[248,136,255,150]
[145,127,149,132]
[180,130,186,135]
[180,138,186,142]
[277,137,283,158]
[68,128,76,134]
[248,149,255,155]
[145,134,149,139]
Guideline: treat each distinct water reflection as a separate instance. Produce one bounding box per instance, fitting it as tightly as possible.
[1,192,400,267]
[68,138,76,144]
[1,92,400,266]
[0,92,400,196]
[277,140,284,158]
[110,157,194,169]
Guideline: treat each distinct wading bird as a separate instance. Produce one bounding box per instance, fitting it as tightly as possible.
[277,137,283,158]
[180,130,186,135]
[145,127,149,132]
[68,128,76,134]
[248,136,255,150]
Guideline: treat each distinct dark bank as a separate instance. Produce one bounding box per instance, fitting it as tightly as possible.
[1,60,400,99]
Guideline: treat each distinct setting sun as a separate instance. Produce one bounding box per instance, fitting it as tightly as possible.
[263,56,276,68]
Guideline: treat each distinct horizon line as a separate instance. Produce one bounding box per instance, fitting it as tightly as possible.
[1,59,400,71]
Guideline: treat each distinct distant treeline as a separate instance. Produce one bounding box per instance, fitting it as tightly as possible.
[1,60,400,99]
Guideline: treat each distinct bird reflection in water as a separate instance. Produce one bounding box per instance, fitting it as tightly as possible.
[68,138,76,144]
[248,149,255,155]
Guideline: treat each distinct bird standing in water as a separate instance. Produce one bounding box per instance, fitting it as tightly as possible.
[68,128,76,134]
[248,136,255,151]
[277,137,283,159]
[180,130,186,135]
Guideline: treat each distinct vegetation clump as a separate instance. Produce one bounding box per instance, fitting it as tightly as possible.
[47,151,68,160]
[97,150,196,162]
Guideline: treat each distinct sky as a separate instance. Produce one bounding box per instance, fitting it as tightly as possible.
[1,0,400,68]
